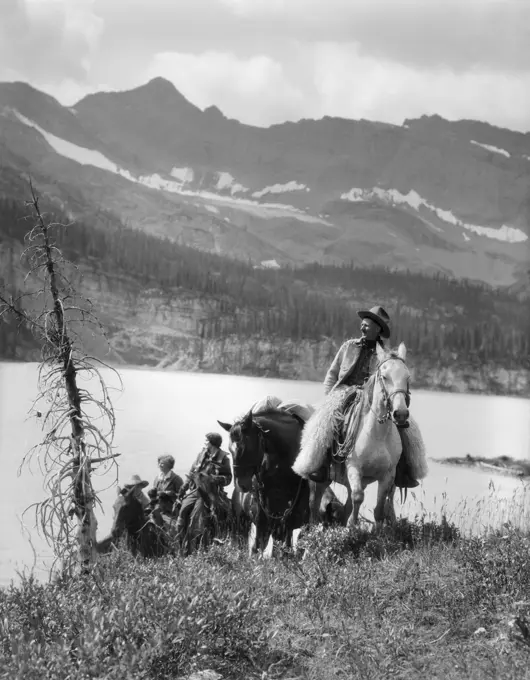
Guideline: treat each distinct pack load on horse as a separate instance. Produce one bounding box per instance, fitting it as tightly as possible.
[292,305,428,528]
[218,396,314,556]
[174,432,233,553]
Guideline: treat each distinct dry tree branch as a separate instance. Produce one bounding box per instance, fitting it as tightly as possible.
[2,181,123,577]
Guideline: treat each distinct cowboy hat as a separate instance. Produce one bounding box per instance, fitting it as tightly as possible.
[357,305,391,339]
[122,474,149,489]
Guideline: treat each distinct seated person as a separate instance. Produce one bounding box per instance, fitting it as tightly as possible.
[152,454,184,497]
[175,432,232,543]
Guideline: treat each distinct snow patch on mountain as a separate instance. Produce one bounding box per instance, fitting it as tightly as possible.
[341,187,527,243]
[205,205,220,214]
[252,181,308,198]
[471,140,511,158]
[170,167,194,183]
[14,110,129,175]
[216,172,248,194]
[13,110,327,224]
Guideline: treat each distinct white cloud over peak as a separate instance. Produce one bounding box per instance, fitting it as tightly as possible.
[2,0,529,132]
[144,50,308,126]
[312,42,530,130]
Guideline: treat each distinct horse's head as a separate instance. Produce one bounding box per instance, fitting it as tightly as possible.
[218,410,266,492]
[110,486,146,538]
[374,342,411,427]
[189,470,221,504]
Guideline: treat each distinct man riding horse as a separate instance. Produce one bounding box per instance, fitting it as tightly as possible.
[174,432,232,544]
[298,305,419,489]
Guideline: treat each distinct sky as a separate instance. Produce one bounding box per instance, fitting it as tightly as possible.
[1,0,529,131]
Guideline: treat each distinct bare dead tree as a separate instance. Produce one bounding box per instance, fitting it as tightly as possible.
[0,183,121,575]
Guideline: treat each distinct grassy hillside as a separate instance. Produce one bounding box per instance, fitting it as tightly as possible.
[1,517,530,679]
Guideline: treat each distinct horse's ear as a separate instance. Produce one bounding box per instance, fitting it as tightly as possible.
[376,342,386,362]
[217,420,232,432]
[397,342,407,361]
[117,486,122,495]
[241,410,253,430]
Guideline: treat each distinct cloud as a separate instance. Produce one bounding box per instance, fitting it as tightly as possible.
[143,50,308,126]
[2,0,529,131]
[313,42,530,131]
[0,0,104,85]
[218,0,530,72]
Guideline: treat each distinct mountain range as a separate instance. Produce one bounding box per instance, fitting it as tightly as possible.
[0,77,529,291]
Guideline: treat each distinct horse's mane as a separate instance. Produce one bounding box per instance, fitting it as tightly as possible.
[360,348,407,412]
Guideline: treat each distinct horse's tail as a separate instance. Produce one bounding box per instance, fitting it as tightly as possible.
[400,415,429,480]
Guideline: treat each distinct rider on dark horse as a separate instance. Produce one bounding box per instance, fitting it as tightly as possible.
[174,432,232,543]
[306,305,419,489]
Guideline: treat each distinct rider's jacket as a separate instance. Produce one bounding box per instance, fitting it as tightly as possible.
[152,470,184,497]
[323,337,381,395]
[181,446,233,497]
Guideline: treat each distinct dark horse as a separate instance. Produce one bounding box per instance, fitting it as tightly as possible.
[96,486,173,558]
[180,470,232,556]
[218,407,309,556]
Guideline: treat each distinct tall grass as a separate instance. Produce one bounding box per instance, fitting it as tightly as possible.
[385,480,530,541]
[1,496,530,679]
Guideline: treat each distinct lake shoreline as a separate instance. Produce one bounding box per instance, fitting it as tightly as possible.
[3,357,528,400]
[436,454,530,479]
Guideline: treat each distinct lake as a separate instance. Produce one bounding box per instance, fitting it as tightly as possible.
[1,361,529,587]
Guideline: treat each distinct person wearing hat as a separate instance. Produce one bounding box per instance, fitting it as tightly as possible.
[122,474,151,511]
[323,305,390,395]
[174,432,233,545]
[306,305,418,488]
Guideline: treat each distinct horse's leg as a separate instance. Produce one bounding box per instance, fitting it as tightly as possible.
[249,512,271,558]
[373,472,396,530]
[384,483,397,525]
[346,465,365,528]
[309,480,329,525]
[342,488,353,527]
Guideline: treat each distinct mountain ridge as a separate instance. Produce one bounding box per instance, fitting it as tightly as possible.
[0,78,529,290]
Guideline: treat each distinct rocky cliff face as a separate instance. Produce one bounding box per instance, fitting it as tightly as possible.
[0,79,528,289]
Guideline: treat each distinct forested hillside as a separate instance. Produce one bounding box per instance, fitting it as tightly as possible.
[0,197,528,394]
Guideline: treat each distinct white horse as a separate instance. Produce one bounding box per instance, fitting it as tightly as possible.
[293,342,428,529]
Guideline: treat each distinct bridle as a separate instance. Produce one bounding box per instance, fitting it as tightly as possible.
[232,420,304,524]
[372,356,411,425]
